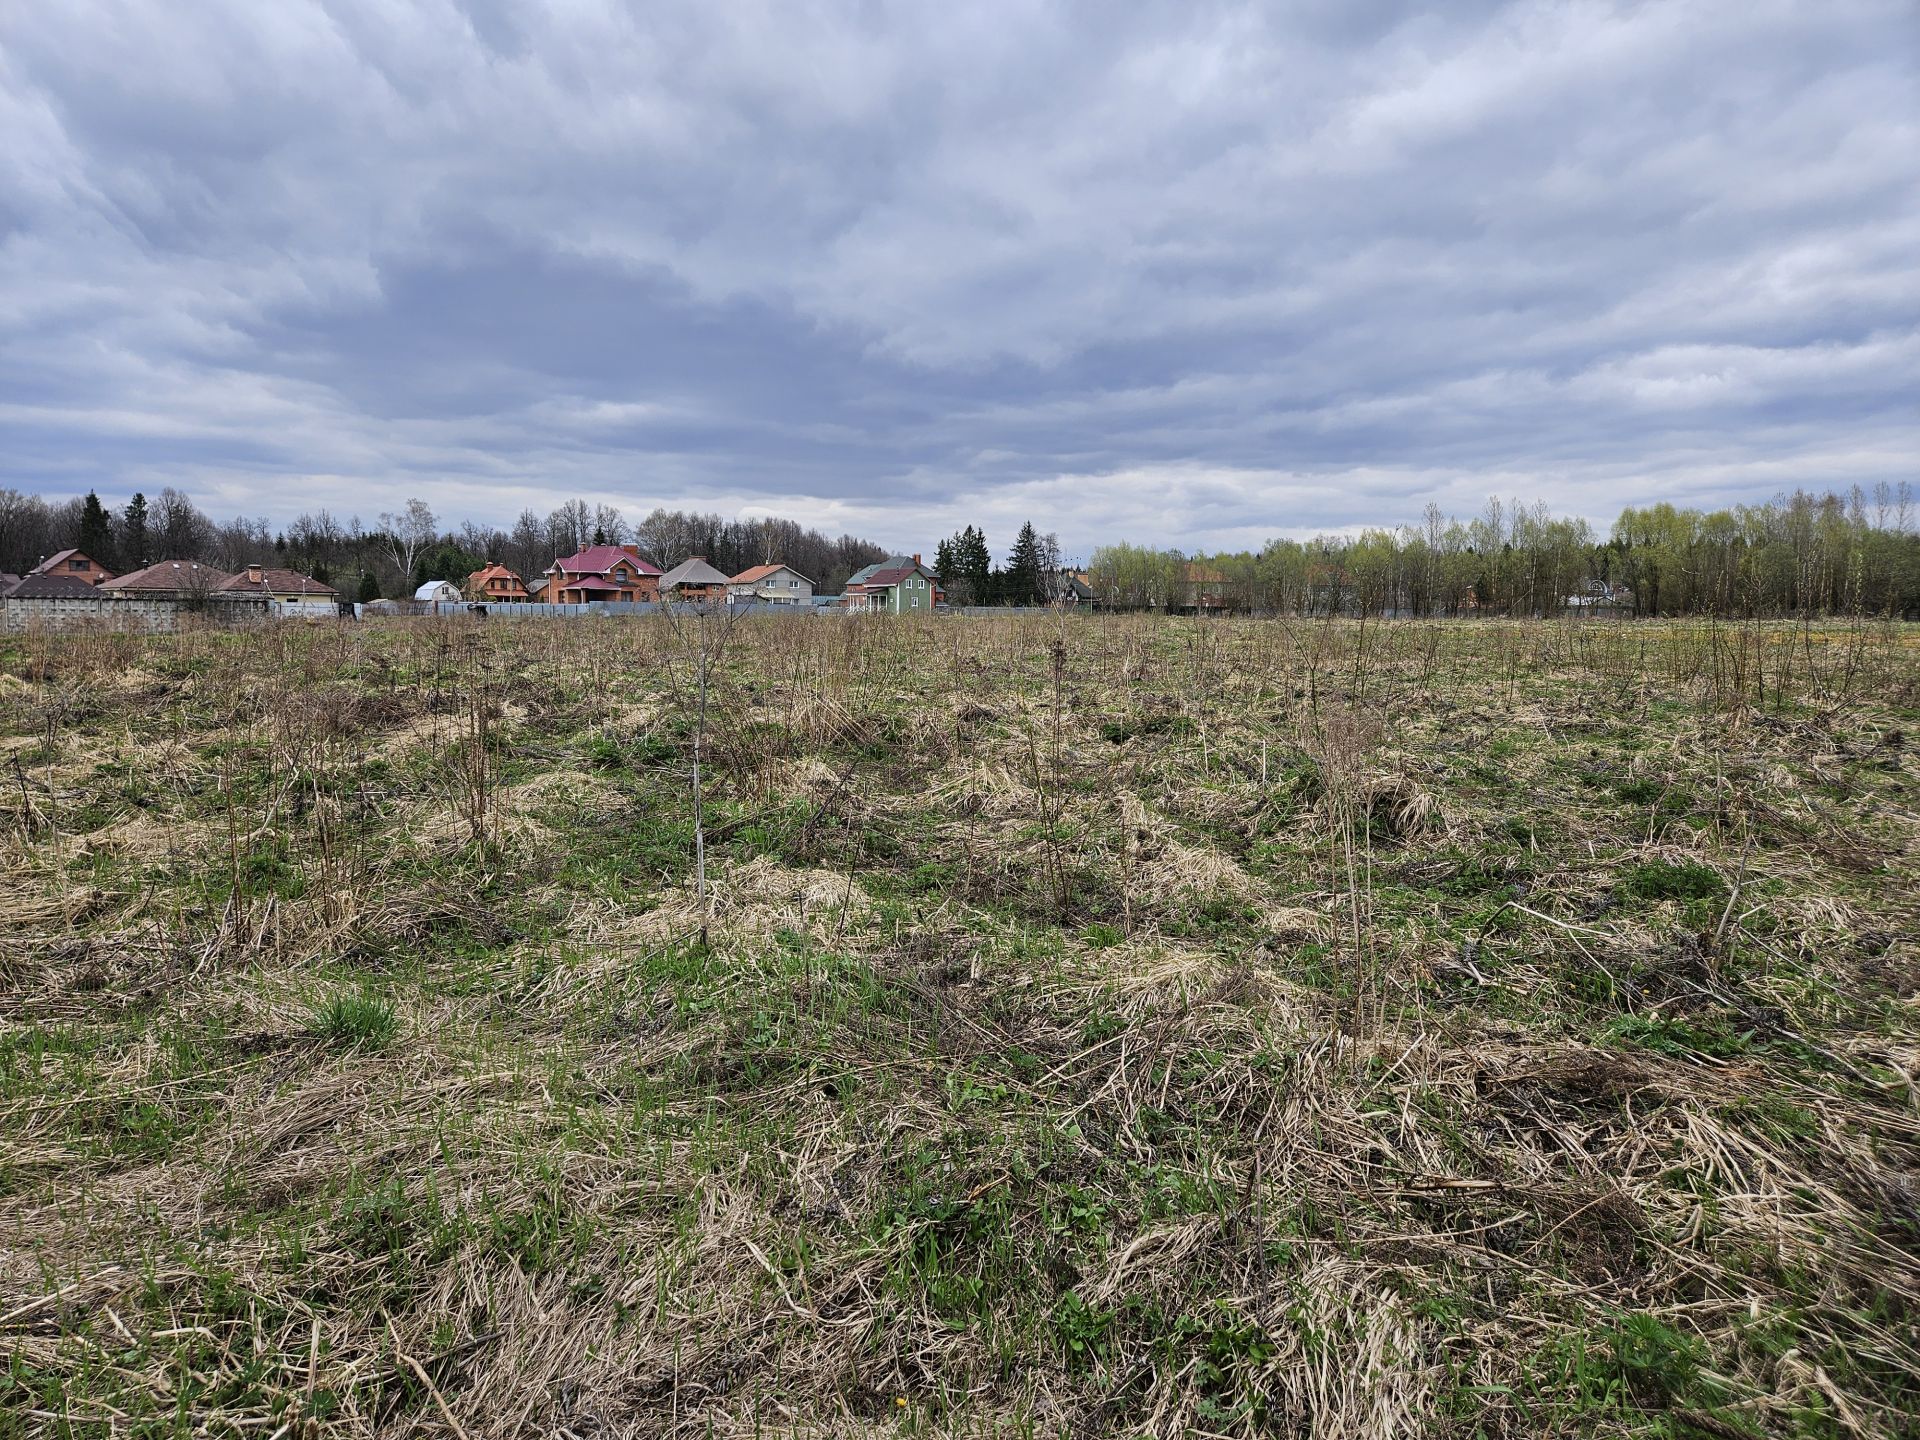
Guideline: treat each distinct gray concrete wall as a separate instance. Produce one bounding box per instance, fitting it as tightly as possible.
[2,594,269,632]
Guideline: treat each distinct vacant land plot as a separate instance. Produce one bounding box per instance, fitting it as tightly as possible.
[2,614,1916,1438]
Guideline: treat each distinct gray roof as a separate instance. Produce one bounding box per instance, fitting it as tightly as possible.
[7,573,105,600]
[847,554,933,589]
[658,557,732,589]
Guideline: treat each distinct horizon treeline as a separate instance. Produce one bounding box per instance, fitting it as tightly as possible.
[0,488,890,599]
[3,482,1916,616]
[1089,487,1920,618]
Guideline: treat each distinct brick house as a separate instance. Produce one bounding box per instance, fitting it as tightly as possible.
[466,562,529,602]
[546,545,661,603]
[30,549,114,585]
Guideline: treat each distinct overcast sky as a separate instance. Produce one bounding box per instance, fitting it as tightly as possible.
[4,1,1916,559]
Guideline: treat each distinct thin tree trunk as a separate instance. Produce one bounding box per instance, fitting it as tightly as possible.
[694,618,709,947]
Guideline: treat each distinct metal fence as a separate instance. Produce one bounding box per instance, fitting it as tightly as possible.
[407,600,829,620]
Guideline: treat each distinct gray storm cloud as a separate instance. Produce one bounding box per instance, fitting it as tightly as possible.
[2,0,1915,555]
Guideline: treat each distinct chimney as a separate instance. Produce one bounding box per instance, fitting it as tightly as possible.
[622,544,641,560]
[912,553,921,565]
[247,563,263,585]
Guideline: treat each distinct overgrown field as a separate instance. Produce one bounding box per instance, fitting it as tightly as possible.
[2,614,1917,1439]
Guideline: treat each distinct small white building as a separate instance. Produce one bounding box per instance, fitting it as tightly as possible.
[728,563,815,606]
[414,580,465,605]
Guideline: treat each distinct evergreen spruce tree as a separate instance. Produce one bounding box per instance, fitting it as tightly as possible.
[77,491,112,566]
[1007,521,1044,605]
[121,493,149,569]
[960,526,992,600]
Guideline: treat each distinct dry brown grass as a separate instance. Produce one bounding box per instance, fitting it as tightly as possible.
[0,613,1916,1438]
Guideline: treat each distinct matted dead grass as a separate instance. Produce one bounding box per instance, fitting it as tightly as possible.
[1,613,1916,1438]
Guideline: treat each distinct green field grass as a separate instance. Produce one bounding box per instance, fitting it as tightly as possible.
[2,613,1916,1438]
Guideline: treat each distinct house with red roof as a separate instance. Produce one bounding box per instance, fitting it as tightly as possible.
[545,544,660,604]
[728,563,813,607]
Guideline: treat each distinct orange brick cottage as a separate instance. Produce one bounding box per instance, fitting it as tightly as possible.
[466,562,530,602]
[544,545,661,603]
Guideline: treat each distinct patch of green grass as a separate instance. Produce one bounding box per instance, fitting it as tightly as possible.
[1600,1012,1751,1060]
[1621,859,1724,902]
[309,992,398,1050]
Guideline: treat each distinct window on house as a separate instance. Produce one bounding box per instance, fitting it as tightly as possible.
[70,559,86,571]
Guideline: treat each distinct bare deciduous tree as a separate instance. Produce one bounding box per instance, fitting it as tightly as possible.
[379,498,438,582]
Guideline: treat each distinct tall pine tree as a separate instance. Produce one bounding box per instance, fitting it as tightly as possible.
[937,526,993,605]
[77,491,113,568]
[1005,522,1044,605]
[121,492,149,569]
[960,525,991,601]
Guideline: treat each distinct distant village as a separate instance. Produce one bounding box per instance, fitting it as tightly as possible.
[0,535,1793,634]
[0,543,1002,633]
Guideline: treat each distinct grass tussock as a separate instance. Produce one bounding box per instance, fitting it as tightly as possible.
[0,612,1917,1438]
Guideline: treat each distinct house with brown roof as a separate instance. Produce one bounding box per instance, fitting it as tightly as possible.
[466,562,529,603]
[545,544,660,604]
[843,554,942,614]
[658,556,732,605]
[1055,569,1098,607]
[96,560,234,627]
[216,563,339,617]
[728,563,813,607]
[30,549,114,585]
[101,560,232,600]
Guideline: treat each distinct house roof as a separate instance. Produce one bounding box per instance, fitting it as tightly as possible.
[553,545,661,576]
[564,575,627,593]
[215,567,337,597]
[468,563,525,586]
[7,572,105,600]
[659,557,732,589]
[30,549,111,580]
[0,573,20,595]
[731,563,813,585]
[100,561,232,593]
[847,555,933,590]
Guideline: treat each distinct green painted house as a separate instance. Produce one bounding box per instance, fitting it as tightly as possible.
[842,554,943,613]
